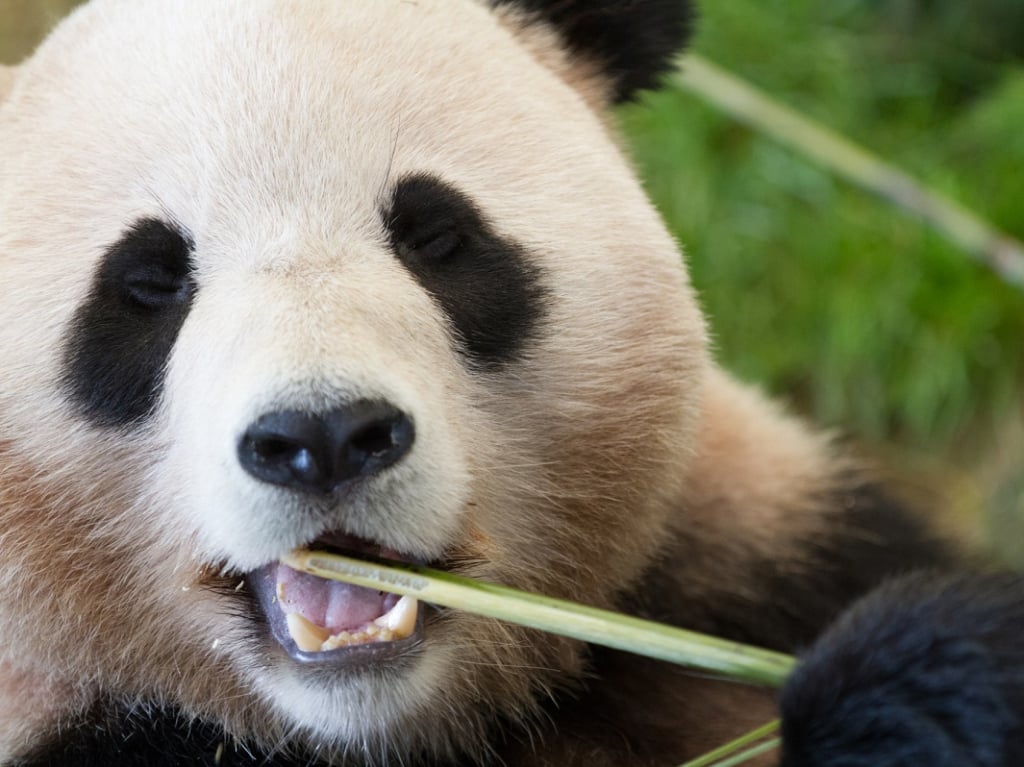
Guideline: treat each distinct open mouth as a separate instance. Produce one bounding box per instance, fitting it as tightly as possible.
[247,533,424,664]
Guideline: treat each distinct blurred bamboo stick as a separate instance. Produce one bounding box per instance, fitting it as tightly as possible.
[682,738,781,767]
[679,720,780,767]
[675,54,1024,289]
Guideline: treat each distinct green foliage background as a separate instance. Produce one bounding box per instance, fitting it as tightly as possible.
[3,0,1022,559]
[623,1,1024,445]
[618,1,1024,560]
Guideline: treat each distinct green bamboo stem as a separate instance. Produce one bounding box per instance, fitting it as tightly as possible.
[684,738,782,767]
[679,720,780,767]
[283,550,795,687]
[675,54,1024,289]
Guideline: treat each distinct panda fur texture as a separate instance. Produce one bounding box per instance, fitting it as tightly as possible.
[0,1,1020,765]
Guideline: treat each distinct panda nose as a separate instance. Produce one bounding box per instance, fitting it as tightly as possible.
[237,403,415,494]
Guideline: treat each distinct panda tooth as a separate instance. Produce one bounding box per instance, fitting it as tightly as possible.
[320,630,354,651]
[373,596,418,639]
[285,598,418,653]
[286,612,330,652]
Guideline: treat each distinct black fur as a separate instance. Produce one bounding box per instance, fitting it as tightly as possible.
[491,0,697,102]
[780,572,1024,767]
[61,219,195,427]
[383,174,546,369]
[19,701,487,767]
[21,703,303,767]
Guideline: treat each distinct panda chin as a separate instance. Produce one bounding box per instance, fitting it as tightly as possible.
[246,534,425,666]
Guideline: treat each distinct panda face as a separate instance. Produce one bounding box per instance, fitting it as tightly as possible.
[0,0,705,759]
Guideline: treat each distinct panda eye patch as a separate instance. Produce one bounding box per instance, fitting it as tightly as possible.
[62,218,196,427]
[383,174,546,367]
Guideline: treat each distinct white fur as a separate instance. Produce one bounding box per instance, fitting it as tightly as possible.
[0,0,706,760]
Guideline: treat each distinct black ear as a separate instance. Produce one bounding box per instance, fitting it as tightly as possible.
[492,0,696,103]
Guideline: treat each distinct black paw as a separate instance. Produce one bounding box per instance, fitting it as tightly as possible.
[779,572,1024,767]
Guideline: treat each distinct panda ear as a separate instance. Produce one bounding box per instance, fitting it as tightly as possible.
[0,65,17,103]
[492,0,696,104]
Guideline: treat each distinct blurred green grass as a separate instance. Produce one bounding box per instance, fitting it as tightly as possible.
[3,0,1022,559]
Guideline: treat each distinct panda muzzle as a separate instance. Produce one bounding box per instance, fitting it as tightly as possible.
[247,535,422,662]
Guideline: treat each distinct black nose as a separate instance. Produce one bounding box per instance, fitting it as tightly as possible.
[237,403,415,494]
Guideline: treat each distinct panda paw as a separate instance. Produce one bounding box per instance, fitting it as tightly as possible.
[778,572,1024,767]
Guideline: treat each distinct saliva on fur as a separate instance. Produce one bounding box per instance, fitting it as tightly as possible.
[0,1,1021,766]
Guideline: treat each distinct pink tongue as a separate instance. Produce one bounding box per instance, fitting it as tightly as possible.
[276,563,396,633]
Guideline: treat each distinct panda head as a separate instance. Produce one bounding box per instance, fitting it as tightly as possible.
[0,0,702,761]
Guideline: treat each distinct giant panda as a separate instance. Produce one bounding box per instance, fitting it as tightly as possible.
[1,1,1022,765]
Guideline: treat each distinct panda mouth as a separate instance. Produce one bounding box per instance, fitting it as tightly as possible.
[247,533,423,663]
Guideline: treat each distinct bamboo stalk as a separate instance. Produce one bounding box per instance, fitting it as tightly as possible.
[282,550,795,687]
[679,720,780,767]
[683,738,782,767]
[674,54,1024,289]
